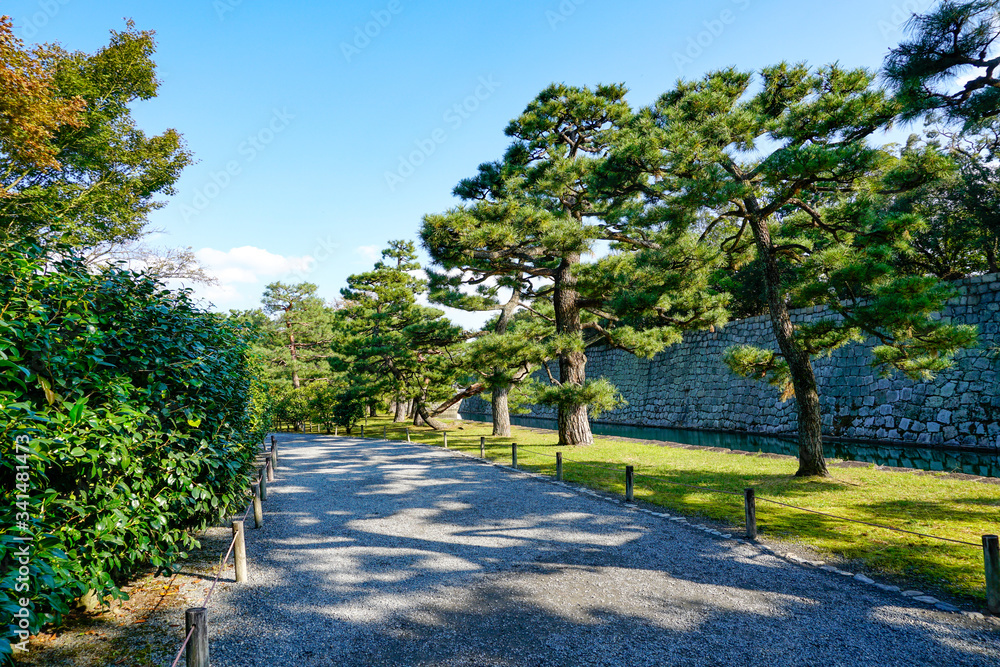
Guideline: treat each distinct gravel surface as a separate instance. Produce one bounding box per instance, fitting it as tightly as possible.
[203,434,1000,667]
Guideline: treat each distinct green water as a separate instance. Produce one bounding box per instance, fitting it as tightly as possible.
[460,413,1000,478]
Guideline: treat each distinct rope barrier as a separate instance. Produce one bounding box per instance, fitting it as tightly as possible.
[165,440,276,666]
[200,521,241,608]
[168,622,197,667]
[514,446,979,549]
[632,470,745,498]
[514,446,558,460]
[753,496,981,547]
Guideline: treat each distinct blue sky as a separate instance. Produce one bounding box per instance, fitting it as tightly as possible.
[5,0,934,324]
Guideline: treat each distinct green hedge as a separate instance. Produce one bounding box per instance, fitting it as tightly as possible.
[0,238,271,660]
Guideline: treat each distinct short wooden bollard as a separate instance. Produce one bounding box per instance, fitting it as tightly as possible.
[744,488,757,540]
[270,440,278,468]
[232,520,248,583]
[511,443,518,469]
[252,484,263,529]
[259,468,267,502]
[625,465,634,502]
[185,607,208,667]
[443,432,448,448]
[406,427,411,442]
[266,457,274,483]
[480,436,485,458]
[556,452,563,481]
[360,424,365,437]
[985,534,1000,614]
[383,425,387,438]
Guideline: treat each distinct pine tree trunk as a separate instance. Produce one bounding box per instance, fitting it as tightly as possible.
[413,400,448,430]
[289,329,300,390]
[553,254,593,447]
[393,396,408,422]
[747,210,828,477]
[492,386,511,437]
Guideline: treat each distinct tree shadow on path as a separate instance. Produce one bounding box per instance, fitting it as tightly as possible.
[199,435,999,667]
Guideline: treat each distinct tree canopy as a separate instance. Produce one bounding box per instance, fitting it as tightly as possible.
[0,18,195,273]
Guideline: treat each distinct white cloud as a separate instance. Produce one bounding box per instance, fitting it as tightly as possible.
[185,245,316,310]
[196,246,314,279]
[355,245,381,262]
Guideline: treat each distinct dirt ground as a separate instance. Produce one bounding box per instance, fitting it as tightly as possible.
[13,526,238,667]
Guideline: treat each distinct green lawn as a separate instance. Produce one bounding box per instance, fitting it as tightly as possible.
[277,416,1000,605]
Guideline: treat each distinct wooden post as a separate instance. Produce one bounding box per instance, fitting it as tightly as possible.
[985,534,1000,614]
[443,432,448,448]
[252,484,263,529]
[744,488,757,540]
[556,452,563,481]
[625,465,634,502]
[232,520,247,583]
[335,424,339,436]
[266,458,274,483]
[383,425,387,438]
[511,443,517,469]
[406,427,410,442]
[259,469,267,502]
[360,424,365,438]
[480,436,485,458]
[185,607,208,667]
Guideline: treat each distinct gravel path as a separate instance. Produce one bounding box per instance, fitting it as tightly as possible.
[206,434,999,667]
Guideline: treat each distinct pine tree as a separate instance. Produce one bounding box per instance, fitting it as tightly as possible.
[884,0,1000,126]
[333,241,463,430]
[637,64,978,476]
[422,84,727,446]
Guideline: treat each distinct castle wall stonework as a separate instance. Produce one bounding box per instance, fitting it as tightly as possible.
[462,273,1000,450]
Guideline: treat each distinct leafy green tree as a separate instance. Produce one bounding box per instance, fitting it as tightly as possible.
[422,84,727,446]
[0,15,84,176]
[884,0,1000,126]
[331,385,367,434]
[273,386,310,430]
[640,64,978,476]
[261,282,336,390]
[0,19,192,251]
[333,241,463,430]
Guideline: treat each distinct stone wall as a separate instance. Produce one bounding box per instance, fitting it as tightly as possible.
[462,273,1000,450]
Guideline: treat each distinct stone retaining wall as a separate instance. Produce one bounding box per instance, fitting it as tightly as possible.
[462,273,1000,450]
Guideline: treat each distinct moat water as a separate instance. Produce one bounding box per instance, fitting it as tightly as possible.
[459,413,1000,478]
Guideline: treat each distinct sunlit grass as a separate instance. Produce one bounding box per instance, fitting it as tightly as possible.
[278,416,1000,604]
